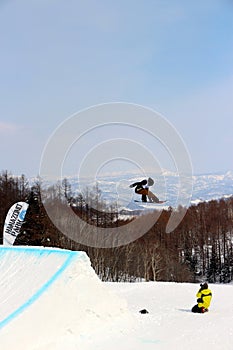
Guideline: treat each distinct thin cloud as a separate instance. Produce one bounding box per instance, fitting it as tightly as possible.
[0,122,20,133]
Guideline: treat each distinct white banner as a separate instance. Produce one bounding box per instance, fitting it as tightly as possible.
[3,202,29,246]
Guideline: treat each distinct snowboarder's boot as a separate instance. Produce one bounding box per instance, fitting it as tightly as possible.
[201,307,208,313]
[141,194,147,202]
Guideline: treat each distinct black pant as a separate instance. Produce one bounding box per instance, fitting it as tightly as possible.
[191,304,203,313]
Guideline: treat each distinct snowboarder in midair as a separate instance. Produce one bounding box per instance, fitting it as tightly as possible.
[129,178,160,203]
[191,282,212,313]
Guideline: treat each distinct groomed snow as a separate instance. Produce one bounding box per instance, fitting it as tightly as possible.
[0,246,232,349]
[0,246,130,350]
[104,282,233,349]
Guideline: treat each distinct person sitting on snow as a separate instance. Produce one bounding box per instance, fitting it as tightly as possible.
[191,282,212,313]
[129,178,159,203]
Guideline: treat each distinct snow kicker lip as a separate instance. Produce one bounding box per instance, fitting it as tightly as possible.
[0,246,76,330]
[0,245,131,350]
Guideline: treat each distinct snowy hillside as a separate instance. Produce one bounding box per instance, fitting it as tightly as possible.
[105,282,233,350]
[0,246,232,350]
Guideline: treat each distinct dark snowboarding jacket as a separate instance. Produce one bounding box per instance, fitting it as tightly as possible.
[130,180,148,194]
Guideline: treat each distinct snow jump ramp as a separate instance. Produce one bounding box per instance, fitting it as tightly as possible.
[0,246,129,350]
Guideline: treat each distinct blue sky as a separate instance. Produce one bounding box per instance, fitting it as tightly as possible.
[0,0,233,177]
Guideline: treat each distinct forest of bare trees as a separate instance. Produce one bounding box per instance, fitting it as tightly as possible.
[0,170,232,284]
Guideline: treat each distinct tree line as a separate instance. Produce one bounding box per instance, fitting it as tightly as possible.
[0,170,232,283]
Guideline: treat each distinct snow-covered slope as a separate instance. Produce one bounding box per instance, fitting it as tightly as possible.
[0,246,232,349]
[104,282,233,350]
[0,246,130,350]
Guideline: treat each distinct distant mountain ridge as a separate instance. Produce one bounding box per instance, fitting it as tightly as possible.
[53,170,233,210]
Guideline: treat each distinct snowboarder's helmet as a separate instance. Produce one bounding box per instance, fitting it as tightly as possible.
[141,179,147,185]
[147,177,154,186]
[200,282,208,289]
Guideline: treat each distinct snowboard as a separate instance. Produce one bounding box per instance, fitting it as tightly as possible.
[134,200,167,204]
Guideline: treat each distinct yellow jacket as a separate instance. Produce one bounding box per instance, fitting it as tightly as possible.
[196,288,212,309]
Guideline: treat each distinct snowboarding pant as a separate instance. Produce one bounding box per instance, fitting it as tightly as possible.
[135,189,159,203]
[135,188,148,202]
[191,304,208,313]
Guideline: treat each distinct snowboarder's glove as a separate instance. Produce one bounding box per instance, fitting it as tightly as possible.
[129,184,134,188]
[197,298,202,303]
